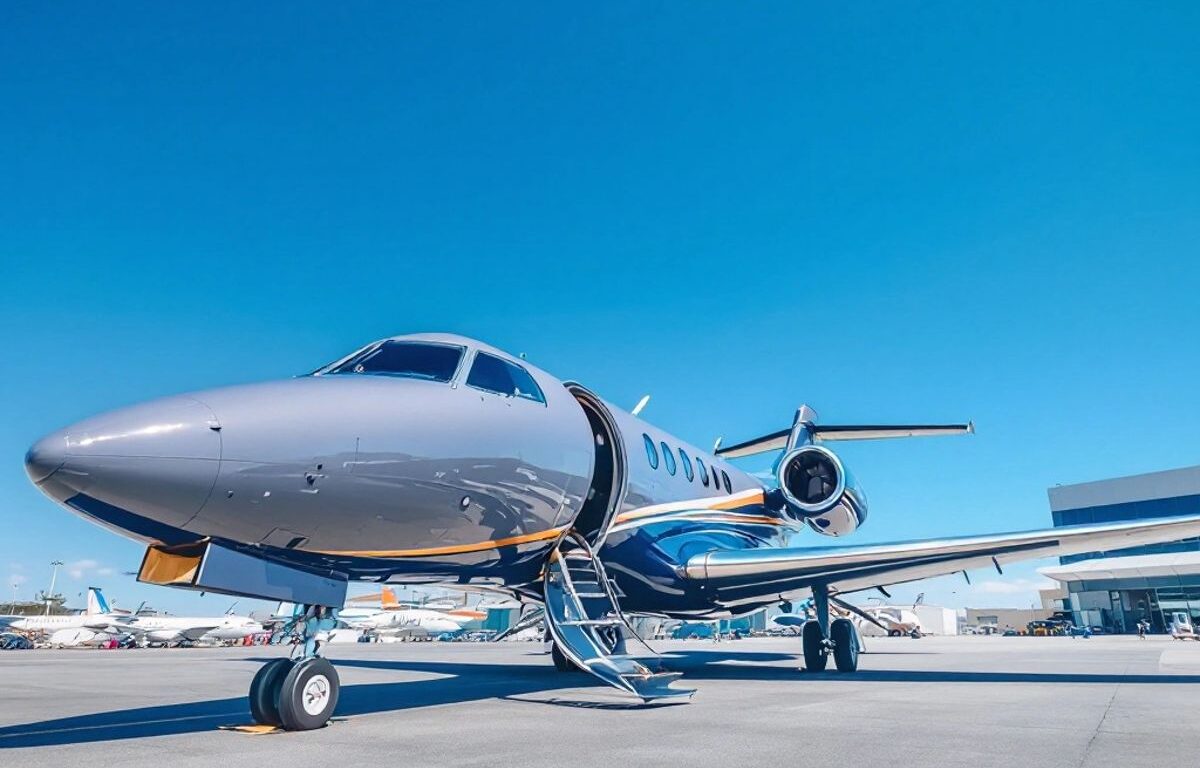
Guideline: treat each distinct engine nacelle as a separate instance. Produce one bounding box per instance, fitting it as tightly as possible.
[776,445,868,537]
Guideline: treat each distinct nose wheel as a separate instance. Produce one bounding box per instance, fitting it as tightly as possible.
[249,604,341,731]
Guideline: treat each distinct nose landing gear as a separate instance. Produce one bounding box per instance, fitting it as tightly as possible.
[249,605,341,731]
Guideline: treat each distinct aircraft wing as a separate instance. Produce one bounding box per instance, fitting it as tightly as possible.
[101,620,141,634]
[681,514,1200,603]
[177,625,221,641]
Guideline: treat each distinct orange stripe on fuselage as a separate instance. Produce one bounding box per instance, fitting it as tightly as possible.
[613,489,767,524]
[310,525,569,559]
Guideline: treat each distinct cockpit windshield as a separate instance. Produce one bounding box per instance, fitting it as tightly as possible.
[323,341,463,382]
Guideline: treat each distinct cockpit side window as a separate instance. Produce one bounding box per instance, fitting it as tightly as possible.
[326,341,463,382]
[466,352,546,404]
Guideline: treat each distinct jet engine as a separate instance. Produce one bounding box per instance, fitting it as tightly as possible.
[776,445,867,536]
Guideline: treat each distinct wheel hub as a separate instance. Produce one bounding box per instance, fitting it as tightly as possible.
[302,674,331,716]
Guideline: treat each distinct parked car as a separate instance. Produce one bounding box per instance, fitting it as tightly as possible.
[1169,612,1198,641]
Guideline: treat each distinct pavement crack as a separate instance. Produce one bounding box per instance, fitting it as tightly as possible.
[1077,659,1128,768]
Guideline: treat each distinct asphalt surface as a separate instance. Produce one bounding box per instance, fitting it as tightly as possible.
[2,635,1198,767]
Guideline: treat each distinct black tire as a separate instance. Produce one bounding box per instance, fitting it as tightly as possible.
[831,618,859,672]
[888,629,901,638]
[551,641,578,672]
[248,658,293,727]
[802,621,827,672]
[277,658,340,731]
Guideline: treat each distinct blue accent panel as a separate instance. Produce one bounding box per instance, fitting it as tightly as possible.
[93,589,111,613]
[599,510,789,618]
[1053,493,1200,564]
[65,494,201,546]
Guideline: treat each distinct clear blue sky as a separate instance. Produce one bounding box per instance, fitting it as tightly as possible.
[2,3,1198,615]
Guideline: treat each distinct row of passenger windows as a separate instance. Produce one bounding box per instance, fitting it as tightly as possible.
[326,341,546,404]
[643,433,732,493]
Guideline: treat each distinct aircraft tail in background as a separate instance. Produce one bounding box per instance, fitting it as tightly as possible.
[86,587,111,616]
[381,587,400,610]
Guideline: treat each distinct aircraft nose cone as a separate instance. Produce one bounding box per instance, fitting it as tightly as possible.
[27,395,222,533]
[24,430,68,484]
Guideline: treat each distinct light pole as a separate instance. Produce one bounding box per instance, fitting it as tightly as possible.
[9,583,17,614]
[45,560,63,616]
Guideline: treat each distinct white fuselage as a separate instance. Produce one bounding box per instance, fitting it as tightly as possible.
[865,607,922,633]
[344,608,467,635]
[9,613,120,633]
[124,615,264,643]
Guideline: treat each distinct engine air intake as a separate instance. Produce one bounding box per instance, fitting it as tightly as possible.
[777,446,867,537]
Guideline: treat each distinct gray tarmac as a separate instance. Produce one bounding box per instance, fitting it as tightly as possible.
[2,635,1199,767]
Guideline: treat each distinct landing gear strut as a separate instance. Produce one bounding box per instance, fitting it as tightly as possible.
[801,585,860,673]
[249,604,341,730]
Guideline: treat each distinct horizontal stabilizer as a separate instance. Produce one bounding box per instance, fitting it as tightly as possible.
[715,422,973,459]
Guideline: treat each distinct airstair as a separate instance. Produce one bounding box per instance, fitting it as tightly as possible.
[543,530,695,701]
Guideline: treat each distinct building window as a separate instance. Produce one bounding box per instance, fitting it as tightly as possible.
[643,434,658,469]
[679,449,694,482]
[696,458,709,487]
[661,442,677,476]
[465,352,546,403]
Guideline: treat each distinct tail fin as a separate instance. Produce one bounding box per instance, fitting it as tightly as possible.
[86,587,111,615]
[381,587,400,610]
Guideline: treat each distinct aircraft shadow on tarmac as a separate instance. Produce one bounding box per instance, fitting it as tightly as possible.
[4,648,1199,749]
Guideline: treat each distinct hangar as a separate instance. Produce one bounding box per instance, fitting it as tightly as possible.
[1041,465,1200,633]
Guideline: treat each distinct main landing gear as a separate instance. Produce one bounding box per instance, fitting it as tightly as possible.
[249,605,341,731]
[801,585,860,673]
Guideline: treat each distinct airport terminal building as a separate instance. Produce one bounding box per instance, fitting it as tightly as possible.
[1041,465,1200,633]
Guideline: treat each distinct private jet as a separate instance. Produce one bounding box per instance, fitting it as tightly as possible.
[113,610,264,645]
[320,588,482,637]
[24,333,1200,731]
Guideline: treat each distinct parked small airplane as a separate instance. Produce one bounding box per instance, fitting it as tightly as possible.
[25,333,1200,730]
[860,605,924,638]
[112,607,264,645]
[314,588,482,636]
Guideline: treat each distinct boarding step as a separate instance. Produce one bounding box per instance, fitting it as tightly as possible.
[543,530,694,703]
[560,618,623,627]
[621,671,691,701]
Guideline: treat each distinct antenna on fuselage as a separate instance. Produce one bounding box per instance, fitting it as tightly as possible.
[632,395,650,417]
[713,437,723,453]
